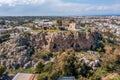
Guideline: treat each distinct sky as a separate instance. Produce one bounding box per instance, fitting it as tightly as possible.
[0,0,120,16]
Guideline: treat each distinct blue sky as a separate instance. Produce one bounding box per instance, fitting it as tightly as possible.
[64,0,120,5]
[0,0,120,16]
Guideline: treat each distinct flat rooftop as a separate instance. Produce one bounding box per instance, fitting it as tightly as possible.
[12,73,36,80]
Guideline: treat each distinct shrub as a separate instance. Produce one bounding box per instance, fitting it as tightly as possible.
[43,62,53,72]
[21,32,31,37]
[90,68,108,80]
[37,72,48,80]
[38,51,53,60]
[35,62,44,73]
[0,33,10,43]
[49,70,60,80]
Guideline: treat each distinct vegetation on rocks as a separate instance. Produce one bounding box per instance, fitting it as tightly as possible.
[0,31,120,80]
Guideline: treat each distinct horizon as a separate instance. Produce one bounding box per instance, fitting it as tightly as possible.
[0,14,120,17]
[0,0,120,16]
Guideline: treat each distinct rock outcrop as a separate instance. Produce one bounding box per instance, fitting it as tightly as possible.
[31,31,101,52]
[0,31,102,69]
[79,57,101,70]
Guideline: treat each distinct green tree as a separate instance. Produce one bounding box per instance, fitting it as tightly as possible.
[54,52,78,77]
[0,65,5,75]
[35,62,44,73]
[57,20,62,26]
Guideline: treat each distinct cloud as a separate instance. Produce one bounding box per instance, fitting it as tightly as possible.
[49,0,120,15]
[0,0,119,16]
[0,0,47,6]
[85,4,120,11]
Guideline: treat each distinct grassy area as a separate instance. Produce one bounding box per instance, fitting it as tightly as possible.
[7,67,34,74]
[33,29,61,33]
[46,29,60,32]
[33,29,43,33]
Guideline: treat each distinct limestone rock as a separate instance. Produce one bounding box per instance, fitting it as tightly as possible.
[0,31,102,69]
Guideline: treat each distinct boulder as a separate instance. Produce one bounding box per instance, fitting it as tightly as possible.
[23,61,32,69]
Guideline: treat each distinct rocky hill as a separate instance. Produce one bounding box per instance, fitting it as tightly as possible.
[23,31,102,51]
[0,31,102,70]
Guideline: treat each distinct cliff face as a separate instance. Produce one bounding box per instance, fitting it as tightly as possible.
[17,31,102,52]
[0,31,102,69]
[30,31,101,51]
